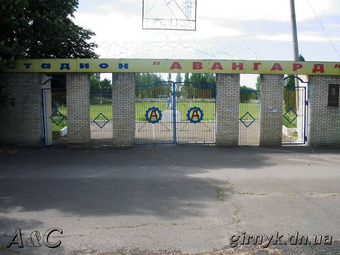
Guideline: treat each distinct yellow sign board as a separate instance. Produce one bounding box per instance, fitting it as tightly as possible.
[5,59,340,75]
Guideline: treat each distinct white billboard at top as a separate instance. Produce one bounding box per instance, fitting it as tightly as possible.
[142,0,197,31]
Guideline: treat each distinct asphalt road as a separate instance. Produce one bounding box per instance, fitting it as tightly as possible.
[0,145,339,255]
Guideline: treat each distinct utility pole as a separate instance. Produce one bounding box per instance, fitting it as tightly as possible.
[290,0,301,142]
[290,0,299,61]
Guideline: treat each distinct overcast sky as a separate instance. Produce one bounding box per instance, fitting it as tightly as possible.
[74,0,340,87]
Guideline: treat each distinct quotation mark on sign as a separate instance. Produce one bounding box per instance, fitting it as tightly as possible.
[334,64,340,68]
[153,61,161,66]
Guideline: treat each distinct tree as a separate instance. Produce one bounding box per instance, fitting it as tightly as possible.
[0,0,28,70]
[189,73,216,85]
[284,75,296,112]
[190,73,201,84]
[255,75,260,91]
[0,0,28,107]
[299,54,305,61]
[186,74,216,99]
[283,55,305,112]
[206,74,216,85]
[167,73,172,82]
[184,73,190,83]
[100,78,112,91]
[135,73,167,98]
[240,85,254,91]
[90,74,112,92]
[0,0,98,106]
[176,73,182,83]
[90,74,101,91]
[240,85,257,103]
[1,0,97,62]
[19,0,97,59]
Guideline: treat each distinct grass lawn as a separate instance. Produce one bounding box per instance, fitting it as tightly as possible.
[136,102,260,121]
[239,103,259,120]
[282,111,298,128]
[55,102,260,124]
[51,108,67,131]
[52,102,298,131]
[57,105,113,121]
[52,102,265,130]
[52,119,67,132]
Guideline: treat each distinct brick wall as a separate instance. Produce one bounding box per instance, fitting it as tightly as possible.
[259,74,284,147]
[112,73,135,146]
[308,75,340,145]
[216,74,239,146]
[66,73,90,146]
[1,72,340,147]
[0,73,43,146]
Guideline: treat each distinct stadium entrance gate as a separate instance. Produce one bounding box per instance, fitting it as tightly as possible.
[41,78,67,145]
[135,81,216,144]
[282,76,308,144]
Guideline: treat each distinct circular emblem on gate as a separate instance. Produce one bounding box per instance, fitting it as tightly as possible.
[145,107,162,124]
[187,107,204,124]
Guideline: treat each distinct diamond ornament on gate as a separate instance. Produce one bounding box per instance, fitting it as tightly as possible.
[50,110,65,126]
[94,113,109,128]
[240,112,255,128]
[283,108,298,124]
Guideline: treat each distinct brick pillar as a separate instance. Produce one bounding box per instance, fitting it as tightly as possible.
[66,73,90,146]
[308,75,340,146]
[216,74,239,146]
[112,73,135,147]
[0,73,43,146]
[259,74,284,147]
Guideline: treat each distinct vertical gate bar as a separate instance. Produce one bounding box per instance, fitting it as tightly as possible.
[214,85,216,143]
[306,85,308,143]
[173,81,177,144]
[304,87,307,143]
[281,76,309,145]
[42,90,46,145]
[258,91,261,145]
[300,88,303,143]
[44,90,49,144]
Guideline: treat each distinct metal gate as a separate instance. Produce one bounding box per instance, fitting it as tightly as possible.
[239,89,260,146]
[42,88,67,145]
[175,82,216,144]
[136,81,174,144]
[90,91,113,145]
[135,81,216,144]
[282,76,308,144]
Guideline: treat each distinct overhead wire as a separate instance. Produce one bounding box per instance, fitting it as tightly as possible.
[306,0,340,59]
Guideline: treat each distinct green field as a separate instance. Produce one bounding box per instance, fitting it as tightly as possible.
[239,103,259,120]
[282,111,298,128]
[53,102,259,130]
[52,102,297,131]
[136,102,260,121]
[52,102,299,131]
